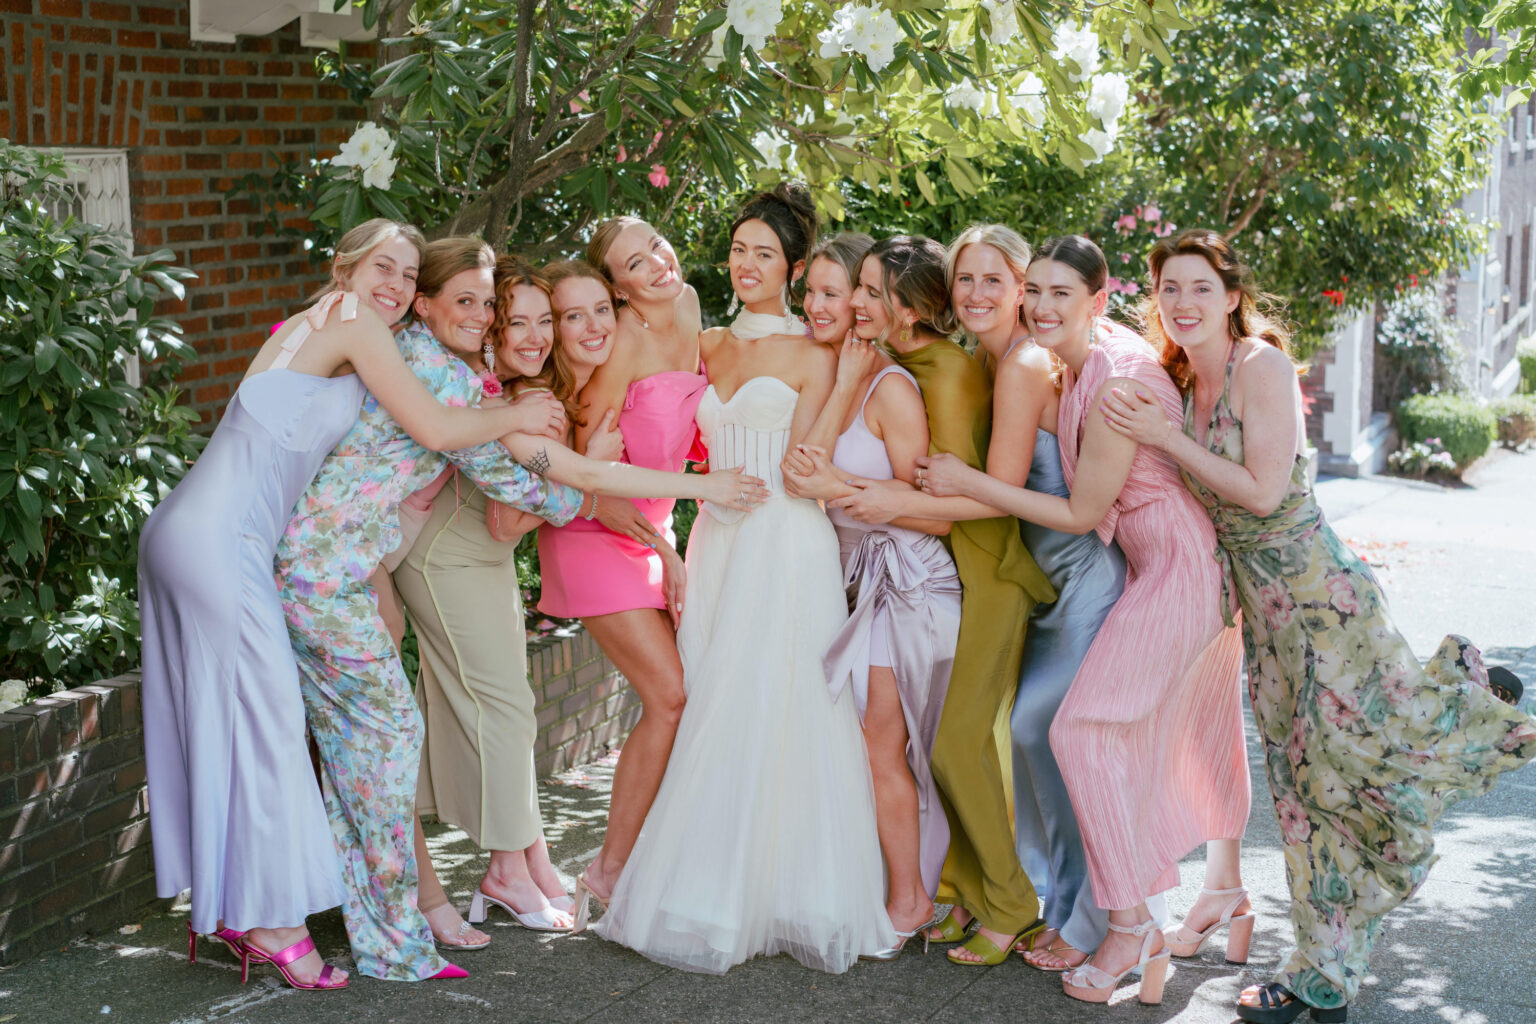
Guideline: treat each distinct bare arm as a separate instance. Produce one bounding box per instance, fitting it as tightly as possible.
[788,342,838,447]
[1101,344,1299,516]
[499,432,768,507]
[343,313,561,450]
[799,334,881,452]
[919,377,1138,534]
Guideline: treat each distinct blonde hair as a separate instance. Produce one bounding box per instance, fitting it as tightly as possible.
[316,218,425,300]
[945,223,1032,291]
[585,215,651,282]
[807,231,874,295]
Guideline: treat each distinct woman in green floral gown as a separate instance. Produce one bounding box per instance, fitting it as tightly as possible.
[1101,229,1536,1024]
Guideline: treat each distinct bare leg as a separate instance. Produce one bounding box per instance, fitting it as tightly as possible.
[414,816,490,947]
[863,668,933,933]
[521,836,569,900]
[1079,904,1164,975]
[1177,837,1248,933]
[580,608,687,897]
[478,847,571,928]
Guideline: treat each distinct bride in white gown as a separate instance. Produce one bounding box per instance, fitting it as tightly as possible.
[591,185,896,973]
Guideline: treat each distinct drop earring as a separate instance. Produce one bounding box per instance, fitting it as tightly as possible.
[481,341,495,376]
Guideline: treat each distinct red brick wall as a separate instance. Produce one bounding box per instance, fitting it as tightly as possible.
[0,0,369,425]
[0,673,149,964]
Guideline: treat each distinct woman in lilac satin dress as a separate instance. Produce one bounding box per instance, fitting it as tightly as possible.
[139,219,556,990]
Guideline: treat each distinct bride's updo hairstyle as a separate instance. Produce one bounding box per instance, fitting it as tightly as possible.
[866,234,959,338]
[729,181,820,292]
[1142,229,1293,392]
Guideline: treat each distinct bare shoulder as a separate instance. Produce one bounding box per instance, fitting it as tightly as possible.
[677,284,703,330]
[1235,340,1297,391]
[700,324,730,352]
[870,363,923,412]
[795,335,837,378]
[997,343,1053,393]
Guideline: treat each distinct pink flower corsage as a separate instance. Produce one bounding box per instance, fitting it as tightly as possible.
[479,371,503,398]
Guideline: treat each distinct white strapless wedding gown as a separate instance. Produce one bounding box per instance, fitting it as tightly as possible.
[593,376,896,974]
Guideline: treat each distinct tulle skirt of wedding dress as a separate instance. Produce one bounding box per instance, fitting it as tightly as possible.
[593,495,897,973]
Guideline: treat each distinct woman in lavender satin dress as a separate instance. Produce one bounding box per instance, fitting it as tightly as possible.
[139,219,553,990]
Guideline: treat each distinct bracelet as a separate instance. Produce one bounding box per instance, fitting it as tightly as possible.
[584,493,599,520]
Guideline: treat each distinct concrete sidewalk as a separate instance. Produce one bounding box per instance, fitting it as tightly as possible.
[1,453,1532,1024]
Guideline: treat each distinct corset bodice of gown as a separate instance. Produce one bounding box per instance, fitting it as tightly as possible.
[695,375,797,523]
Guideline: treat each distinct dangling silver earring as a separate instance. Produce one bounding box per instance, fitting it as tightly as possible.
[639,309,651,330]
[727,292,741,316]
[781,284,792,316]
[481,341,495,376]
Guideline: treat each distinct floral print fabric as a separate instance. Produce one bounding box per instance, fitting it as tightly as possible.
[1182,345,1536,1008]
[275,322,583,980]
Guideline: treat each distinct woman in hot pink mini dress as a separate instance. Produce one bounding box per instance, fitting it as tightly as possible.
[537,217,708,912]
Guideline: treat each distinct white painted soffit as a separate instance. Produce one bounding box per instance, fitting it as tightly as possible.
[188,0,374,47]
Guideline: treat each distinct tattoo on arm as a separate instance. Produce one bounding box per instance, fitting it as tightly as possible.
[520,447,552,476]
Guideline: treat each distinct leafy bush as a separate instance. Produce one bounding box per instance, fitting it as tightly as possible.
[1518,337,1536,394]
[1395,393,1495,470]
[1373,289,1466,412]
[1491,394,1536,449]
[0,141,203,691]
[1386,437,1458,480]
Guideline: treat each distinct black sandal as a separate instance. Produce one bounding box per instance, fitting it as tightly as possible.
[1488,666,1523,706]
[1236,983,1346,1023]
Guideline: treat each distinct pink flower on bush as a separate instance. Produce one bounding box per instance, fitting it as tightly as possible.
[617,145,628,163]
[1120,253,1132,264]
[1155,221,1176,237]
[1114,213,1137,234]
[649,163,670,188]
[1143,204,1161,222]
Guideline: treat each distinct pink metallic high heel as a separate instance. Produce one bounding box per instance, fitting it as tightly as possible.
[238,934,349,990]
[187,922,247,963]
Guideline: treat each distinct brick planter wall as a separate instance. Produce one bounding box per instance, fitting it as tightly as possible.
[0,630,631,963]
[0,672,150,965]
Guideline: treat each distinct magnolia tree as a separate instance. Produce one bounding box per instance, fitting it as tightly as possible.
[255,0,1189,253]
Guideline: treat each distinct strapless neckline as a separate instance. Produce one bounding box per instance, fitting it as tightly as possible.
[706,374,797,407]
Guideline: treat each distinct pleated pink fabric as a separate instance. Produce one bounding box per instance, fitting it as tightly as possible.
[1048,321,1250,911]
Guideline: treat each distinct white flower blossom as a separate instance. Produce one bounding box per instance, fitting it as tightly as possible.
[333,122,395,170]
[752,128,793,172]
[361,155,397,190]
[818,4,903,73]
[0,679,27,713]
[947,81,988,113]
[1083,125,1117,164]
[727,0,782,52]
[1086,72,1129,129]
[1010,73,1047,127]
[980,0,1019,47]
[1051,22,1100,82]
[1299,111,1316,125]
[1297,91,1311,105]
[703,29,727,70]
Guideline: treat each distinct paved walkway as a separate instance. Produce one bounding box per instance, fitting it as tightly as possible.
[2,453,1532,1024]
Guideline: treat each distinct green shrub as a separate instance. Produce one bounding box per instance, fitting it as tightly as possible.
[0,141,203,691]
[1518,337,1536,394]
[1396,393,1496,469]
[1373,289,1467,411]
[1386,438,1458,480]
[1491,394,1536,448]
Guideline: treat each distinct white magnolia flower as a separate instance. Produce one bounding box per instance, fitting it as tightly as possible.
[361,155,397,190]
[1086,72,1130,129]
[728,0,783,52]
[1083,125,1117,164]
[980,0,1019,48]
[1010,72,1047,127]
[333,122,395,170]
[1297,91,1312,105]
[0,679,26,713]
[947,81,988,113]
[1052,21,1100,82]
[819,4,903,73]
[1300,111,1316,125]
[703,28,728,69]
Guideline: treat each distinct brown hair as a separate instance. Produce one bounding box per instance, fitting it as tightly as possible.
[415,236,495,301]
[491,256,579,421]
[866,235,959,339]
[1029,236,1109,392]
[544,259,618,426]
[1142,229,1293,392]
[585,216,651,282]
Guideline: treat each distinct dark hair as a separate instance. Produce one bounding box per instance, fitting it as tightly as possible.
[866,235,958,337]
[1142,229,1293,391]
[1030,235,1108,293]
[729,182,819,288]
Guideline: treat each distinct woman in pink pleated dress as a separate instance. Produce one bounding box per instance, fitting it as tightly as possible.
[918,235,1251,1008]
[537,218,709,912]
